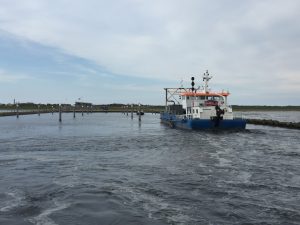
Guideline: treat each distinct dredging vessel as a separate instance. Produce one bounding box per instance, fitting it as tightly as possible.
[160,71,246,129]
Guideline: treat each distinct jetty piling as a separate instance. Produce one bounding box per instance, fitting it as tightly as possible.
[131,104,133,119]
[138,104,141,122]
[73,106,76,118]
[81,106,84,116]
[38,104,40,116]
[59,105,62,122]
[16,104,19,118]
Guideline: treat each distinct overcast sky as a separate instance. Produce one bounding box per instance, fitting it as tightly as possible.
[0,0,299,105]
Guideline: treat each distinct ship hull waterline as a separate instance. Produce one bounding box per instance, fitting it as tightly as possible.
[160,113,246,130]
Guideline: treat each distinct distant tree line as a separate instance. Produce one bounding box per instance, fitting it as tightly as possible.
[0,103,299,111]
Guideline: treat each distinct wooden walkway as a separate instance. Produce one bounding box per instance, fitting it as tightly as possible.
[1,111,299,129]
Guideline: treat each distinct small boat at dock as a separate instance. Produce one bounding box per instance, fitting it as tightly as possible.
[160,71,246,130]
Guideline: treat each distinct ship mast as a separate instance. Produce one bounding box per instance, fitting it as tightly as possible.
[203,70,212,93]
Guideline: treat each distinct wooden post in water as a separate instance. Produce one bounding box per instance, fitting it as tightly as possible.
[16,104,19,118]
[81,105,84,116]
[138,103,141,122]
[51,106,54,115]
[73,105,76,118]
[38,104,40,116]
[131,104,133,119]
[126,105,129,116]
[59,104,62,122]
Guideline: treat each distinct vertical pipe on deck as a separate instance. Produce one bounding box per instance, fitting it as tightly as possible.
[165,88,168,111]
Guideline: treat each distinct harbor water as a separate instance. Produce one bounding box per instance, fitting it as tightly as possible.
[0,112,299,225]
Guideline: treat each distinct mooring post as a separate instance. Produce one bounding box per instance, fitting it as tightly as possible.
[38,104,40,116]
[138,103,141,122]
[81,105,84,116]
[73,105,76,118]
[59,104,62,122]
[16,104,19,118]
[131,104,133,119]
[126,105,128,116]
[51,106,54,115]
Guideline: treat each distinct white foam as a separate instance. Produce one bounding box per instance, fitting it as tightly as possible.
[117,185,191,224]
[0,191,25,212]
[29,200,70,225]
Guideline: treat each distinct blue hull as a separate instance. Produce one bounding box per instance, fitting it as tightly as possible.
[160,113,246,130]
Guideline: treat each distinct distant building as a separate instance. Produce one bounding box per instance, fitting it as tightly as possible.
[75,102,92,108]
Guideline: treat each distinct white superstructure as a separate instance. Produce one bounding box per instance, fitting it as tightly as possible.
[180,71,233,120]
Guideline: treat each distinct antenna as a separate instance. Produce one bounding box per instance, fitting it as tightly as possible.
[180,79,183,88]
[203,70,212,93]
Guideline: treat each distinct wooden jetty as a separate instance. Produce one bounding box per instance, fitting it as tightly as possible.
[1,110,299,130]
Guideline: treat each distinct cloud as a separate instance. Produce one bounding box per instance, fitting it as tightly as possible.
[0,0,299,104]
[0,69,31,83]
